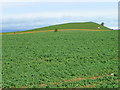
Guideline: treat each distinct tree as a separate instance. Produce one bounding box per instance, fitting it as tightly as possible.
[54,29,58,32]
[101,22,104,26]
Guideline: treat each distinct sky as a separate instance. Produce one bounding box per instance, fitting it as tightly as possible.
[1,0,119,2]
[1,1,118,32]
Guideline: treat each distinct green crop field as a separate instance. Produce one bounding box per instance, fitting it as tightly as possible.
[2,29,119,88]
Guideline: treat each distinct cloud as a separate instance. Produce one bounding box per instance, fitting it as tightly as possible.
[3,9,117,19]
[109,27,118,29]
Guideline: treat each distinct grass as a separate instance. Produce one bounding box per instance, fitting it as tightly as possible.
[1,22,112,34]
[22,22,111,32]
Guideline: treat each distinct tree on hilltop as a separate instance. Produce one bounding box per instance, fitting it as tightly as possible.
[101,22,104,26]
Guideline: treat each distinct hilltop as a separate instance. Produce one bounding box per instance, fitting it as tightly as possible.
[23,22,111,32]
[1,22,112,34]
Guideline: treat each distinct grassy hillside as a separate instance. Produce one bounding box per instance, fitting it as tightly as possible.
[2,30,118,88]
[23,22,111,32]
[1,22,111,34]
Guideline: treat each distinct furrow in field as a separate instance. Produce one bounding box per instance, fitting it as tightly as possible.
[38,74,115,87]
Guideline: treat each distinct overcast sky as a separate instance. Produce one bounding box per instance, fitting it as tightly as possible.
[1,1,118,32]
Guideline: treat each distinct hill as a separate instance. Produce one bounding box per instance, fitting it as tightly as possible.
[24,22,111,32]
